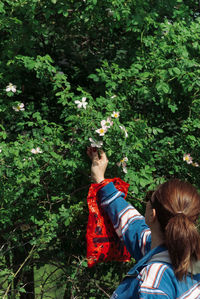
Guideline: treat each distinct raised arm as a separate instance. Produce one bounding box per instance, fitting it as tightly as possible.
[87,147,151,261]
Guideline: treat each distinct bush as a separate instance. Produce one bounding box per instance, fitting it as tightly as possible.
[0,0,200,297]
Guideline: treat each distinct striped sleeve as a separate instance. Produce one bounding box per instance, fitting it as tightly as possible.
[179,282,200,299]
[138,263,170,298]
[97,182,151,261]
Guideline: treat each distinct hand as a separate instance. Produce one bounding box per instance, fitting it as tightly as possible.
[87,147,108,183]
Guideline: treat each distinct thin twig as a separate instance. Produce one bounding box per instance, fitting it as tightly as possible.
[3,245,36,299]
[70,184,90,196]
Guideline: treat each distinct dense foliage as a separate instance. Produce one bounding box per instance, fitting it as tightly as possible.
[0,0,200,298]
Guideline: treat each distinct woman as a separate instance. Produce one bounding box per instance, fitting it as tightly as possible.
[87,148,200,298]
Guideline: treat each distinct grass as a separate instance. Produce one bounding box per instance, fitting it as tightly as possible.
[34,264,66,299]
[0,264,66,299]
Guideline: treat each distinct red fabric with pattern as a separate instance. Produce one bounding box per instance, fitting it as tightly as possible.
[86,178,131,267]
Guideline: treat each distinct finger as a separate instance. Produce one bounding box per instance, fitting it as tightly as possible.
[99,150,108,162]
[87,146,99,160]
[92,148,99,162]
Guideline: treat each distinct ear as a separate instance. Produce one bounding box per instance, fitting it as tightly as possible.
[150,208,157,224]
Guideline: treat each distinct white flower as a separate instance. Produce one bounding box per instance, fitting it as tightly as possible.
[122,166,128,173]
[12,103,25,112]
[89,138,103,148]
[119,125,128,138]
[75,97,88,109]
[95,127,107,136]
[111,95,117,99]
[117,157,128,173]
[6,83,17,93]
[0,149,2,153]
[101,117,113,128]
[31,147,43,154]
[183,153,193,164]
[111,111,120,118]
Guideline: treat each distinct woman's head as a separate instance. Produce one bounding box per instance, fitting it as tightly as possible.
[151,179,200,280]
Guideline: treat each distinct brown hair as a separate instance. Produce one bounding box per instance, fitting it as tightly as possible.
[152,179,200,280]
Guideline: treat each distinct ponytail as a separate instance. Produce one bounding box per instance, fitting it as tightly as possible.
[165,213,200,280]
[152,179,200,281]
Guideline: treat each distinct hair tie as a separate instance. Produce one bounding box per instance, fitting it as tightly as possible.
[175,211,184,216]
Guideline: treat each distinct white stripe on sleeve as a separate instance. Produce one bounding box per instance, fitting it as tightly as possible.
[140,263,168,289]
[114,208,143,238]
[180,282,200,299]
[101,191,122,207]
[140,229,151,256]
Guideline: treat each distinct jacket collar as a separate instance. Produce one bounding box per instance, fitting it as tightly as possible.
[127,245,200,276]
[149,250,200,275]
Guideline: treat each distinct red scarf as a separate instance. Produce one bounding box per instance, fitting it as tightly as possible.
[86,178,131,267]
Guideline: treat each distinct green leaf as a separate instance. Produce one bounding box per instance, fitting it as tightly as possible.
[173,67,181,75]
[88,74,99,82]
[0,2,5,13]
[44,126,52,134]
[139,178,149,188]
[50,151,60,159]
[82,261,88,267]
[156,82,169,93]
[168,104,178,113]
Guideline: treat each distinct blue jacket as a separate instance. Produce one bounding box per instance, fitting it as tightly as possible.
[97,182,200,298]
